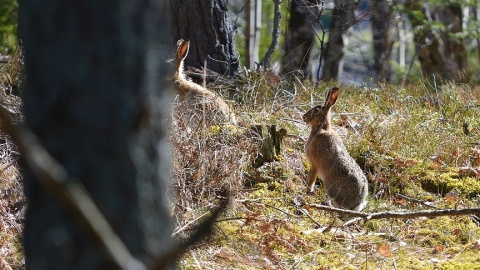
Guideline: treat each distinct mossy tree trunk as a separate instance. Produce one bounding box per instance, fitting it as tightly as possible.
[18,0,173,268]
[171,0,240,76]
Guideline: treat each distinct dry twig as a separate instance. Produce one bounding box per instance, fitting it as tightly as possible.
[307,203,480,220]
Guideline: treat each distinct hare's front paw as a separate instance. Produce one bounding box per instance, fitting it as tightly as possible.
[307,187,315,195]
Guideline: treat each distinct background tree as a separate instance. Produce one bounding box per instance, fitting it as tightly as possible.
[171,0,240,76]
[370,0,393,82]
[18,0,173,268]
[246,0,262,70]
[405,0,467,81]
[320,0,360,81]
[282,0,317,79]
[0,0,17,55]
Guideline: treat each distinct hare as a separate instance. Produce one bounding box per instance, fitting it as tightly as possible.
[174,39,237,125]
[303,86,368,211]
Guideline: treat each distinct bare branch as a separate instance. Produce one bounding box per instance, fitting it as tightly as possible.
[401,42,429,87]
[307,203,480,220]
[151,191,229,270]
[259,0,281,69]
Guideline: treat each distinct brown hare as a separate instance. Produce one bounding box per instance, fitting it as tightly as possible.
[303,87,368,211]
[174,39,237,125]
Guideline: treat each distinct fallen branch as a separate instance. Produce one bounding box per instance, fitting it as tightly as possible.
[297,207,323,228]
[307,203,480,220]
[395,193,439,209]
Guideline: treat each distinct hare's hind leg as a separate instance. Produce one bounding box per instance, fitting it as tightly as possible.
[307,165,318,194]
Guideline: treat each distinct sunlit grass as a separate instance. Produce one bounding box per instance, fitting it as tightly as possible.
[175,74,480,269]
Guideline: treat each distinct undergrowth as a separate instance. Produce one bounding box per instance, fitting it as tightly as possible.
[1,61,480,269]
[172,73,480,269]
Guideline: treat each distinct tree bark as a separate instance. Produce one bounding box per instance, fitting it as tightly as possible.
[282,0,316,79]
[171,0,240,76]
[370,0,393,83]
[320,0,359,81]
[18,0,173,268]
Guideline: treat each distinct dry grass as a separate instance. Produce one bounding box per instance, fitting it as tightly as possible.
[0,51,25,270]
[0,131,25,269]
[174,75,480,269]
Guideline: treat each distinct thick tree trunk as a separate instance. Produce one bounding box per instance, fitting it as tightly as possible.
[171,0,240,76]
[282,0,316,79]
[370,0,393,83]
[405,1,467,81]
[18,0,173,268]
[320,0,359,81]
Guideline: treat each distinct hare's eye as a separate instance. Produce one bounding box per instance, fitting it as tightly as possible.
[312,108,320,114]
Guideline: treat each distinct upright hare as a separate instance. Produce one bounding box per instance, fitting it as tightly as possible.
[303,87,368,211]
[174,39,236,125]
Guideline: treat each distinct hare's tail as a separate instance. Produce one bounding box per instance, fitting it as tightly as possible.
[352,200,367,212]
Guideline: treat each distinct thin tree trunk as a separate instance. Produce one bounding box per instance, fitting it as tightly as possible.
[18,0,173,268]
[399,20,406,69]
[370,0,393,83]
[474,1,480,64]
[320,0,359,81]
[171,0,240,76]
[246,0,262,70]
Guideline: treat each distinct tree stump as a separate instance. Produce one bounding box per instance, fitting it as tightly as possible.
[251,124,287,168]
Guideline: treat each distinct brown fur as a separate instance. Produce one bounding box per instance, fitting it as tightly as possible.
[174,39,236,125]
[303,87,368,211]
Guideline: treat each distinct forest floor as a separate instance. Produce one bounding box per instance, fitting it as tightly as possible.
[172,75,480,269]
[1,69,480,269]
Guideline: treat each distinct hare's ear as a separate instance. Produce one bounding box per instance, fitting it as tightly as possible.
[325,86,339,108]
[176,39,190,60]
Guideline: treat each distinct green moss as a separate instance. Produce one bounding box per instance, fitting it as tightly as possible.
[302,157,311,172]
[416,168,480,198]
[207,123,240,136]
